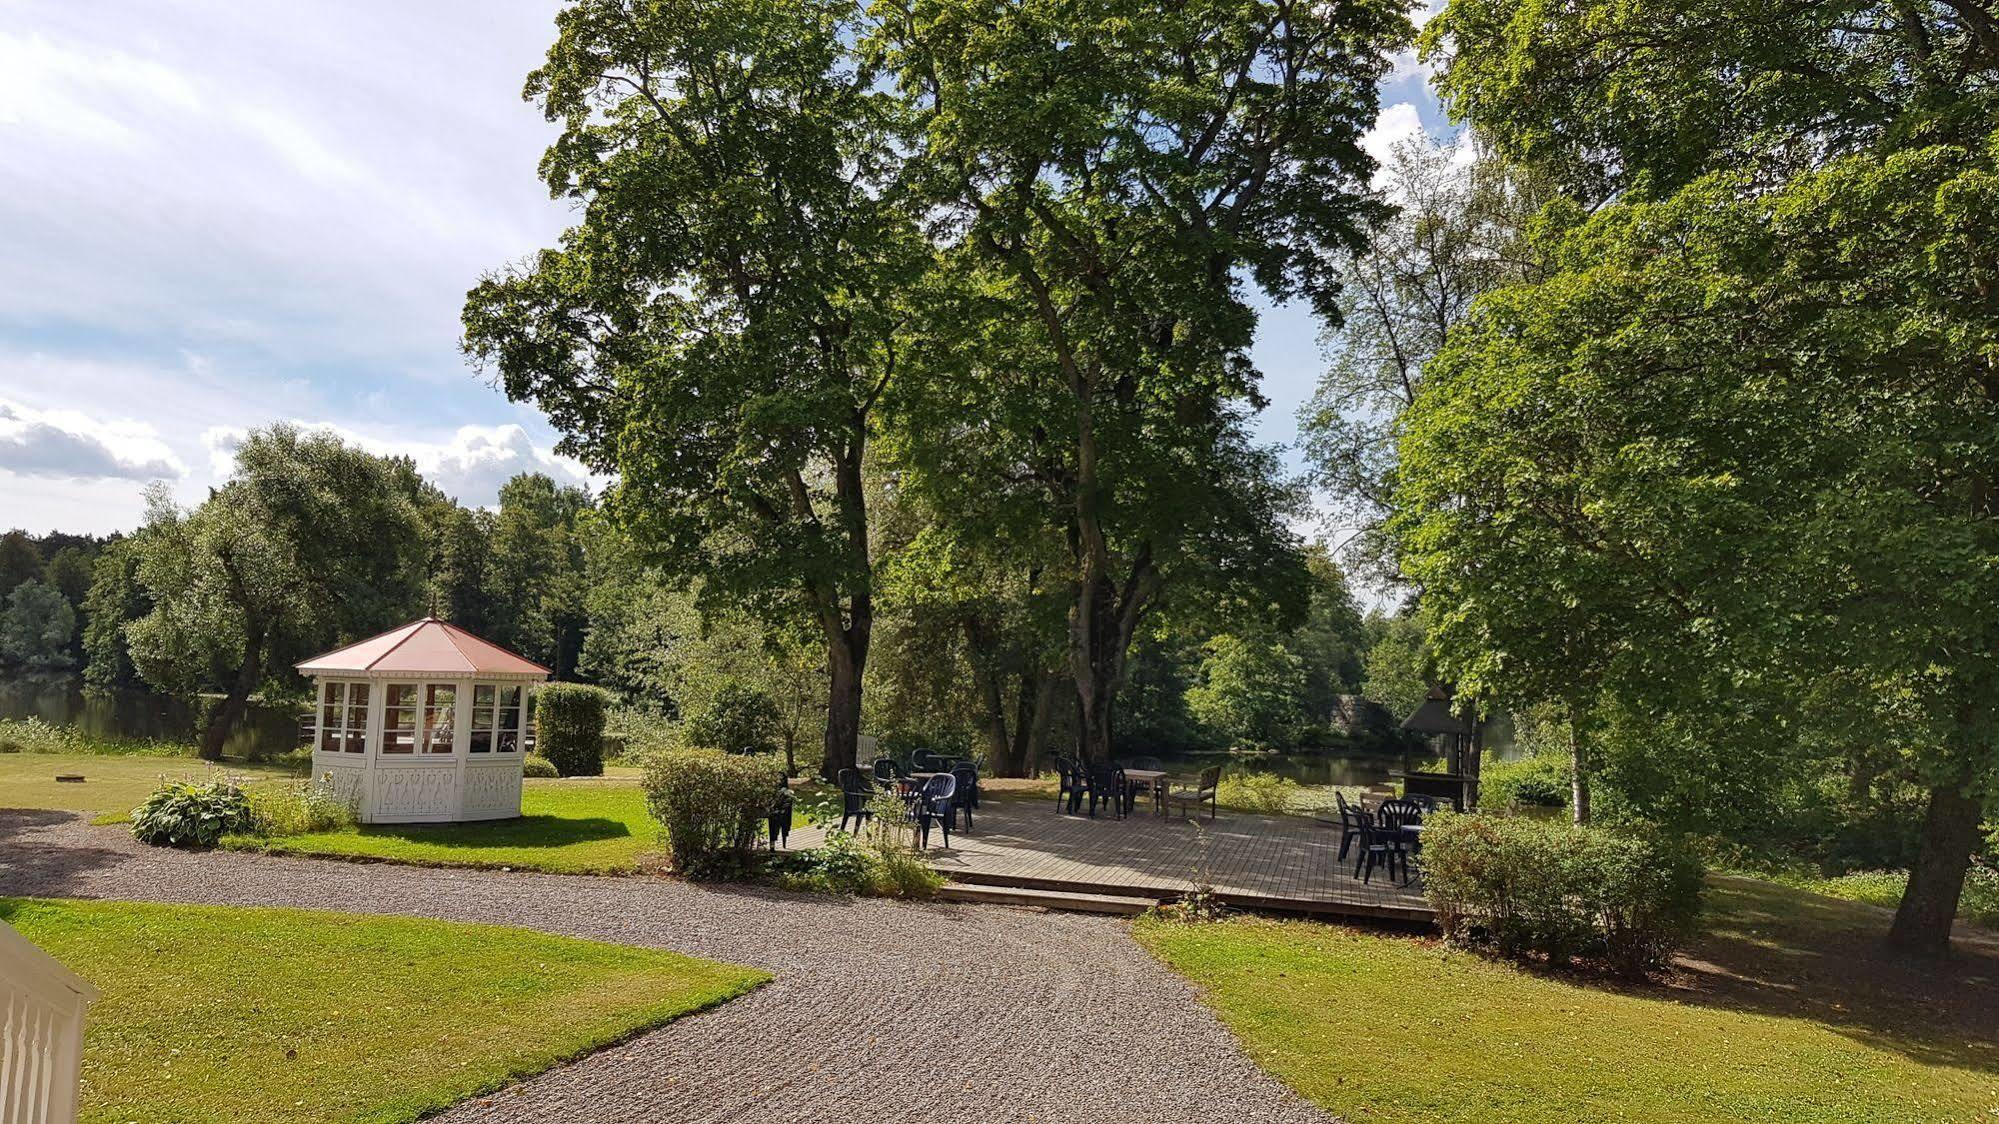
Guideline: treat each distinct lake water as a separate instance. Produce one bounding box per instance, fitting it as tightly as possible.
[1152,747,1416,788]
[0,676,304,758]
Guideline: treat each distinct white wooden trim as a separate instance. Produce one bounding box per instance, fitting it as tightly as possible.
[0,921,96,1124]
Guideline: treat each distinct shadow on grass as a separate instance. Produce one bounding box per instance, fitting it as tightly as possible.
[345,814,633,850]
[1558,875,1999,1080]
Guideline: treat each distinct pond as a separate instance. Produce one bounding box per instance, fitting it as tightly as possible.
[0,675,304,758]
[1152,747,1414,789]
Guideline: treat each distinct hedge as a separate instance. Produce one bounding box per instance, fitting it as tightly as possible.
[641,749,785,878]
[534,683,608,777]
[1421,812,1705,977]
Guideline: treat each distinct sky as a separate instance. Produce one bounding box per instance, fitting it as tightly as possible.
[0,0,1448,538]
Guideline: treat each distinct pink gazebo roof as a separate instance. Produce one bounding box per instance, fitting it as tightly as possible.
[296,618,550,679]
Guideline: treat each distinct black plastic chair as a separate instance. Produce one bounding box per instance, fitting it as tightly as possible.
[912,749,941,772]
[1087,763,1127,819]
[1171,765,1222,821]
[1334,790,1365,862]
[838,768,876,833]
[1353,809,1411,885]
[872,757,903,787]
[950,763,979,830]
[1055,757,1088,814]
[767,776,793,849]
[909,773,958,849]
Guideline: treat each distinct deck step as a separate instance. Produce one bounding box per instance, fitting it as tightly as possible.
[938,881,1160,915]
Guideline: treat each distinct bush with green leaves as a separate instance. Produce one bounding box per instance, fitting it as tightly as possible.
[0,717,84,754]
[641,749,784,878]
[1216,771,1299,815]
[522,753,559,779]
[1422,812,1705,978]
[1479,752,1569,809]
[534,683,608,777]
[245,780,355,837]
[131,778,253,848]
[682,682,784,756]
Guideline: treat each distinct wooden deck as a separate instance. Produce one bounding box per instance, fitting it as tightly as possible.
[790,793,1433,924]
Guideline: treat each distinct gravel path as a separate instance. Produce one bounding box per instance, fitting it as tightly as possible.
[0,810,1333,1124]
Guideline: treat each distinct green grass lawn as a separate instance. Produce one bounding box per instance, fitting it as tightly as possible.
[0,751,304,815]
[1137,877,1999,1124]
[223,780,659,874]
[4,897,764,1124]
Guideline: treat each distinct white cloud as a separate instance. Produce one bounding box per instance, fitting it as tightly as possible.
[0,398,184,481]
[201,420,594,508]
[1362,101,1429,173]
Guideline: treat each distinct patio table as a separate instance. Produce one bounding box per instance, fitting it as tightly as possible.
[1122,769,1169,816]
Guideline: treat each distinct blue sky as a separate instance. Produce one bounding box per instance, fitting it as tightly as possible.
[0,0,1446,537]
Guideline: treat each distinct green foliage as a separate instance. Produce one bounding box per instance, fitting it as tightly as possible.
[521,753,559,779]
[1422,813,1705,977]
[1360,609,1432,724]
[124,426,428,756]
[0,717,85,754]
[1214,771,1299,816]
[772,825,943,899]
[0,579,77,670]
[82,536,148,687]
[640,749,784,878]
[683,682,784,757]
[480,473,590,676]
[245,779,356,837]
[131,777,253,848]
[1478,752,1569,810]
[1186,633,1307,750]
[535,683,608,777]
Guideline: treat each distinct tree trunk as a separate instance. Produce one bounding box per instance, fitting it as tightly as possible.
[1887,772,1983,956]
[1069,552,1156,764]
[200,628,264,761]
[1020,670,1059,776]
[821,637,863,783]
[1567,713,1591,826]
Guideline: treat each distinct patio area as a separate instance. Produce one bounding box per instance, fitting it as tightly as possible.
[789,793,1433,923]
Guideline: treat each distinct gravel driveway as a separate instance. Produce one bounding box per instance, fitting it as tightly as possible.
[0,810,1333,1124]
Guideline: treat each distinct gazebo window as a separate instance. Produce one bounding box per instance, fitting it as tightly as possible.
[383,683,418,754]
[470,685,495,753]
[422,684,457,754]
[496,686,523,753]
[318,682,368,754]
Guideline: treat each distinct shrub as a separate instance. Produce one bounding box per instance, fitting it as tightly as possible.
[641,749,785,878]
[1216,771,1300,815]
[0,717,83,754]
[534,683,608,777]
[683,683,785,756]
[521,753,559,779]
[131,778,252,848]
[1479,752,1570,809]
[246,779,355,837]
[1422,812,1705,978]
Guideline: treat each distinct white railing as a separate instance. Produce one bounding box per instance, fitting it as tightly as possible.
[0,920,97,1124]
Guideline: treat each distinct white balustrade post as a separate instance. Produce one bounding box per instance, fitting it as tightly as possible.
[0,921,97,1124]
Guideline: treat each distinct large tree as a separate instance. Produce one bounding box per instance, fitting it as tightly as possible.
[1418,0,1999,954]
[125,427,426,759]
[872,0,1407,761]
[465,0,930,780]
[1393,160,1999,951]
[1299,135,1552,582]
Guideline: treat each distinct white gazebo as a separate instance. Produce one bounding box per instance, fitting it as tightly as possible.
[297,617,550,824]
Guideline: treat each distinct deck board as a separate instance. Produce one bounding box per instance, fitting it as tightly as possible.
[788,793,1432,923]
